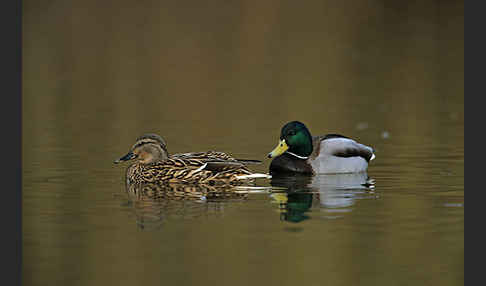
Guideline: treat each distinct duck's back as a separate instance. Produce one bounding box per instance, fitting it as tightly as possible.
[171,151,237,162]
[172,151,262,165]
[309,135,374,174]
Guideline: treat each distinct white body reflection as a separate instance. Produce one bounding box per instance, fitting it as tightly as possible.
[310,172,373,209]
[270,172,376,222]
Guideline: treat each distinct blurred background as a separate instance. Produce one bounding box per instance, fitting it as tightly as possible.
[23,0,463,286]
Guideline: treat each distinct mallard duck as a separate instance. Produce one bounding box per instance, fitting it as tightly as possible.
[267,121,375,174]
[114,133,271,185]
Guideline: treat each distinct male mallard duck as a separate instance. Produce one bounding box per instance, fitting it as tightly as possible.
[114,133,271,185]
[267,121,375,174]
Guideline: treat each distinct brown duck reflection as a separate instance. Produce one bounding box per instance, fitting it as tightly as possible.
[270,172,376,223]
[123,182,249,230]
[126,181,249,201]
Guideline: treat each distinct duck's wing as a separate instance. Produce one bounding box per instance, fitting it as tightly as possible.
[152,156,249,176]
[145,158,250,183]
[172,151,262,165]
[172,151,236,161]
[158,157,244,172]
[167,155,270,180]
[314,135,375,162]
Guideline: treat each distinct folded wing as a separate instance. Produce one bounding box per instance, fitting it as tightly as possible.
[317,135,375,162]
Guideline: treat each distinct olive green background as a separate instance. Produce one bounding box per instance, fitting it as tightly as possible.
[23,1,463,285]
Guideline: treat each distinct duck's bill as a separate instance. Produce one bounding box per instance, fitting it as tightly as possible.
[114,152,136,164]
[267,139,289,158]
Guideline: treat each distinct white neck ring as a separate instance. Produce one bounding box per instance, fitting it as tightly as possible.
[286,152,309,160]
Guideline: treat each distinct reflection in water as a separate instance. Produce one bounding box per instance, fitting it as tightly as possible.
[310,173,375,209]
[278,192,313,223]
[22,0,463,284]
[270,173,376,222]
[123,182,248,230]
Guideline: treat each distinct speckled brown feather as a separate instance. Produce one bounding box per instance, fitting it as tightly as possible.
[126,154,255,185]
[171,151,239,162]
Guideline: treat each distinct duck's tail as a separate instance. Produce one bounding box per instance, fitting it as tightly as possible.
[236,173,272,180]
[235,159,262,165]
[232,186,273,193]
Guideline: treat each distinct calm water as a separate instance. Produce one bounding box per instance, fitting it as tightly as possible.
[23,1,463,285]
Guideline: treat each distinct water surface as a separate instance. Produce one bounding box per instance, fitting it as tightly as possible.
[23,1,463,285]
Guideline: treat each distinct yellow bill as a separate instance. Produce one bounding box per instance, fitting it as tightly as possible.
[267,139,289,158]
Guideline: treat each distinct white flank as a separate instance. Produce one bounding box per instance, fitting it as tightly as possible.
[370,153,376,161]
[194,163,208,173]
[236,173,272,180]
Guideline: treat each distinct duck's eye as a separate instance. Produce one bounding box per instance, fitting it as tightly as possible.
[288,131,296,136]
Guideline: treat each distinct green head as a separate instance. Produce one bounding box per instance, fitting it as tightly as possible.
[268,121,313,159]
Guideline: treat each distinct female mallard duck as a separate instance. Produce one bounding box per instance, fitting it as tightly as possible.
[267,121,375,174]
[114,133,271,185]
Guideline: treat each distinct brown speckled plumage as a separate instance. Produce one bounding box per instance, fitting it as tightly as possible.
[115,133,271,185]
[125,156,255,185]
